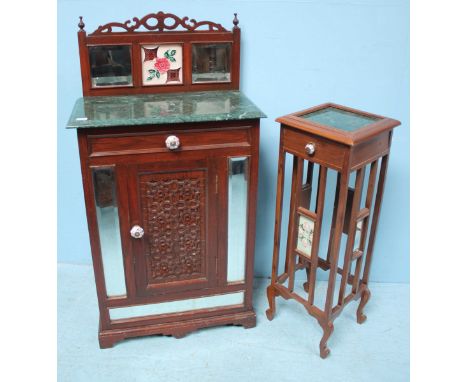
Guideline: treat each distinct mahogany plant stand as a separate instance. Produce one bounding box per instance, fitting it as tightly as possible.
[265,103,400,358]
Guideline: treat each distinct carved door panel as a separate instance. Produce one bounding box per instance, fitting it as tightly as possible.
[127,158,218,297]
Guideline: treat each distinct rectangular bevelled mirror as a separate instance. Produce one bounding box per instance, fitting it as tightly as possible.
[192,43,231,83]
[92,167,127,297]
[88,45,133,88]
[109,292,244,321]
[227,157,249,282]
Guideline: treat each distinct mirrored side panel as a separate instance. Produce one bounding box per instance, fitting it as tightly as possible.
[92,167,126,297]
[227,157,249,282]
[109,292,244,320]
[192,43,231,83]
[88,45,133,88]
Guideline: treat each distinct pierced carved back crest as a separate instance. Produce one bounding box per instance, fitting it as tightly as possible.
[88,11,228,35]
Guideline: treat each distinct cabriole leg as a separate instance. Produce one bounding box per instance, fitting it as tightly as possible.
[319,320,334,359]
[357,287,371,324]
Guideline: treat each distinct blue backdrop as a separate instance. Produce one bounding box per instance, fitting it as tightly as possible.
[58,0,409,283]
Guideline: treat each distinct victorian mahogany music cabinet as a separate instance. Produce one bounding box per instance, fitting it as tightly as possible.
[66,12,265,348]
[266,103,400,358]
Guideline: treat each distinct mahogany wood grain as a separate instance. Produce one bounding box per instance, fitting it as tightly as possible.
[361,154,390,286]
[352,160,378,294]
[343,187,356,235]
[265,130,286,321]
[244,120,260,310]
[323,157,350,319]
[286,157,303,291]
[282,126,346,171]
[300,161,314,208]
[326,172,341,264]
[350,131,390,170]
[337,168,364,305]
[217,157,229,286]
[88,127,250,157]
[114,165,137,299]
[307,165,328,304]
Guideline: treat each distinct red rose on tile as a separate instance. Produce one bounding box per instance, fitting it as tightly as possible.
[155,57,171,73]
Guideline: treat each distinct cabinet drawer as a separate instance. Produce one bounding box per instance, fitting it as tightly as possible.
[282,126,346,170]
[88,127,251,157]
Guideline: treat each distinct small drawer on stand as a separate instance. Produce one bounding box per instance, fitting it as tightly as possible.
[282,126,346,170]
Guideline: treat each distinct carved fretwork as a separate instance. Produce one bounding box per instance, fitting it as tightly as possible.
[140,171,206,284]
[90,11,228,35]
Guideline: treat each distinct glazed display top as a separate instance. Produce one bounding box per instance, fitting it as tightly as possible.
[276,103,400,146]
[300,106,380,132]
[66,90,266,129]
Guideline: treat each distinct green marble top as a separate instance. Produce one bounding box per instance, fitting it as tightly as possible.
[301,107,380,132]
[66,91,266,129]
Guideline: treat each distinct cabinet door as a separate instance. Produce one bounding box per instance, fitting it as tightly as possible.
[127,158,218,297]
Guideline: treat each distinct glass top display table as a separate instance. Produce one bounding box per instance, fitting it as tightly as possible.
[266,103,400,358]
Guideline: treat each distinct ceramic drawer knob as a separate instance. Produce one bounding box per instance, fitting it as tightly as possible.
[305,143,315,155]
[165,135,180,150]
[130,225,144,239]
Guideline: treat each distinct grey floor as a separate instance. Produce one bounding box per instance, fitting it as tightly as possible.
[58,263,409,382]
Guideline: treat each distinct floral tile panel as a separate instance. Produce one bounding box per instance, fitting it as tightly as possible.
[296,215,315,257]
[354,219,364,251]
[141,44,183,86]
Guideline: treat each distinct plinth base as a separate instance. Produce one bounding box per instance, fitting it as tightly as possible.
[98,310,256,349]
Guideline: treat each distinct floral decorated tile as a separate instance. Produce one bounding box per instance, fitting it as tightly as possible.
[354,219,364,251]
[141,44,183,86]
[296,215,315,257]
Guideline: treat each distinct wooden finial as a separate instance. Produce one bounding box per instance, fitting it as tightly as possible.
[78,16,85,32]
[233,13,239,29]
